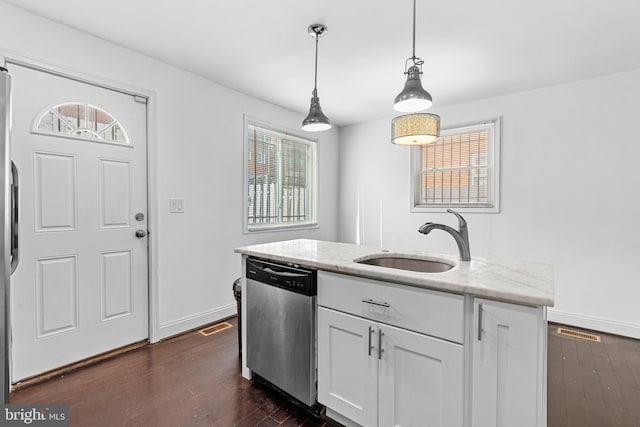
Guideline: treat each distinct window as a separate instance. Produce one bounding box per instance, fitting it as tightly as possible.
[34,102,130,145]
[245,120,318,231]
[412,118,500,212]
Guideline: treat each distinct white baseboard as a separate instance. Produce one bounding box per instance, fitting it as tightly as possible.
[157,303,237,341]
[547,308,640,339]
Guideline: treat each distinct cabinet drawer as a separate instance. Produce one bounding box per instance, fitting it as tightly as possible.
[318,271,464,344]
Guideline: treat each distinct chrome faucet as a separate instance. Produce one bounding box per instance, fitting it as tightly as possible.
[418,209,471,261]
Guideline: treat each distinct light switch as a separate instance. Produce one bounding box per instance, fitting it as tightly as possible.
[169,198,184,213]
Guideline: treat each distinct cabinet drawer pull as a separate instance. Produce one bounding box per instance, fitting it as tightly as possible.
[477,303,483,341]
[368,326,374,356]
[361,298,390,308]
[378,329,384,359]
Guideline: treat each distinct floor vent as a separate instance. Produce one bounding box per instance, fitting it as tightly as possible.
[199,322,233,336]
[557,327,601,343]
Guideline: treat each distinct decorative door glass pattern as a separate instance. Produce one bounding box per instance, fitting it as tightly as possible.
[34,102,130,145]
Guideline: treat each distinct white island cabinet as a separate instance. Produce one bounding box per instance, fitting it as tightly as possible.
[234,239,554,427]
[471,299,546,427]
[317,307,377,426]
[318,271,464,427]
[317,271,547,427]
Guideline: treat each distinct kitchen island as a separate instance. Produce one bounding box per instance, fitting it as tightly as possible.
[235,239,554,427]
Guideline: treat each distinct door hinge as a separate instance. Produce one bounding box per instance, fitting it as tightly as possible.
[134,95,148,104]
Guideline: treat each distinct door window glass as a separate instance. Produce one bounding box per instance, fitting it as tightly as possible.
[34,102,130,145]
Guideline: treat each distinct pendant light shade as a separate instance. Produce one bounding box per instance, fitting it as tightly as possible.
[302,89,331,131]
[393,0,435,114]
[394,65,433,112]
[391,113,440,146]
[302,24,331,132]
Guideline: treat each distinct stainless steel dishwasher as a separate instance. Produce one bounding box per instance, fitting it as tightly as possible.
[246,257,317,407]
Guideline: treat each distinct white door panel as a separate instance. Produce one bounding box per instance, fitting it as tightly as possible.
[471,299,543,427]
[378,324,464,427]
[100,249,133,320]
[33,151,77,231]
[317,307,378,427]
[10,63,148,381]
[35,255,78,337]
[99,159,132,228]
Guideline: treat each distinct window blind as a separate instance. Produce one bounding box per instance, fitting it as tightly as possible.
[246,123,317,229]
[417,129,492,207]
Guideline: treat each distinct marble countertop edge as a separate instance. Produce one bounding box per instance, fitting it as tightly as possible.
[235,239,554,307]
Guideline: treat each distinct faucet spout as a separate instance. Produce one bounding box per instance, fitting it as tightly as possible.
[418,210,471,261]
[418,222,436,234]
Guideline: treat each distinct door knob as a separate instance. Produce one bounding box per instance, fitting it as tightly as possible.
[135,229,147,238]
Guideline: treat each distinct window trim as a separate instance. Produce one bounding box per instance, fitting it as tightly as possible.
[410,117,501,213]
[243,115,319,233]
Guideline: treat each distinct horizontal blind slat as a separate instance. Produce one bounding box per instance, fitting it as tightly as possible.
[418,128,491,207]
[247,122,317,229]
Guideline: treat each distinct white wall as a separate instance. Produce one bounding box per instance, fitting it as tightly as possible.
[0,2,340,340]
[338,69,640,338]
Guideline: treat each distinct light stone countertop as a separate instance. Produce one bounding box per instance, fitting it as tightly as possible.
[234,239,554,307]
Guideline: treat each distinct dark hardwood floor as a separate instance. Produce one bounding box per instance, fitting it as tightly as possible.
[546,324,640,427]
[10,318,640,426]
[10,317,337,427]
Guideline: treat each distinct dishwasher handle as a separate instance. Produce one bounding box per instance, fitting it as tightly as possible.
[247,258,313,275]
[246,257,317,296]
[262,266,310,279]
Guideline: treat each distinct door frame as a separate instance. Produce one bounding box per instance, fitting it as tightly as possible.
[1,54,161,357]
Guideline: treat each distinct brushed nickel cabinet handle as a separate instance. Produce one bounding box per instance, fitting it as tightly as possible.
[362,298,390,308]
[477,303,483,341]
[368,326,374,356]
[378,329,384,360]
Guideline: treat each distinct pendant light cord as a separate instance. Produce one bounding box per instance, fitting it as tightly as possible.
[314,35,319,95]
[412,0,416,61]
[407,0,423,70]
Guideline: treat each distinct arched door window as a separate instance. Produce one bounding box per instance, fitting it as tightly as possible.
[34,102,130,145]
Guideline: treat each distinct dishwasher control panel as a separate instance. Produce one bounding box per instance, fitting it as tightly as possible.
[246,257,317,296]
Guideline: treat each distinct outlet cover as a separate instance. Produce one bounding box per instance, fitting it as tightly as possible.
[169,198,184,213]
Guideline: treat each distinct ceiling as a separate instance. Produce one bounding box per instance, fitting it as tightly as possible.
[5,0,640,127]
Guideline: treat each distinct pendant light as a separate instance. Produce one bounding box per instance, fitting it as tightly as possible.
[391,0,440,146]
[391,113,440,145]
[302,24,331,132]
[393,0,433,112]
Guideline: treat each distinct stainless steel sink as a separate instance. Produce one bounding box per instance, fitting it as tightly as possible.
[355,256,454,273]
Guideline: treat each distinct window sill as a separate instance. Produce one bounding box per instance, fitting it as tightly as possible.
[246,222,319,234]
[411,205,500,214]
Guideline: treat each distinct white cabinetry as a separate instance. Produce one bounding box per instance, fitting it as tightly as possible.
[471,298,546,427]
[317,307,378,427]
[378,321,464,427]
[317,272,464,427]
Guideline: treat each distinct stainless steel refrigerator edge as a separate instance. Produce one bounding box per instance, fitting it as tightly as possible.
[0,67,12,404]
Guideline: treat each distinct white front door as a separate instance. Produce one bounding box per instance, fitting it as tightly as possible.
[9,63,149,382]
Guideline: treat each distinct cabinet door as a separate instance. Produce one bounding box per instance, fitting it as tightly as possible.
[378,324,464,427]
[318,307,378,427]
[472,299,544,427]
